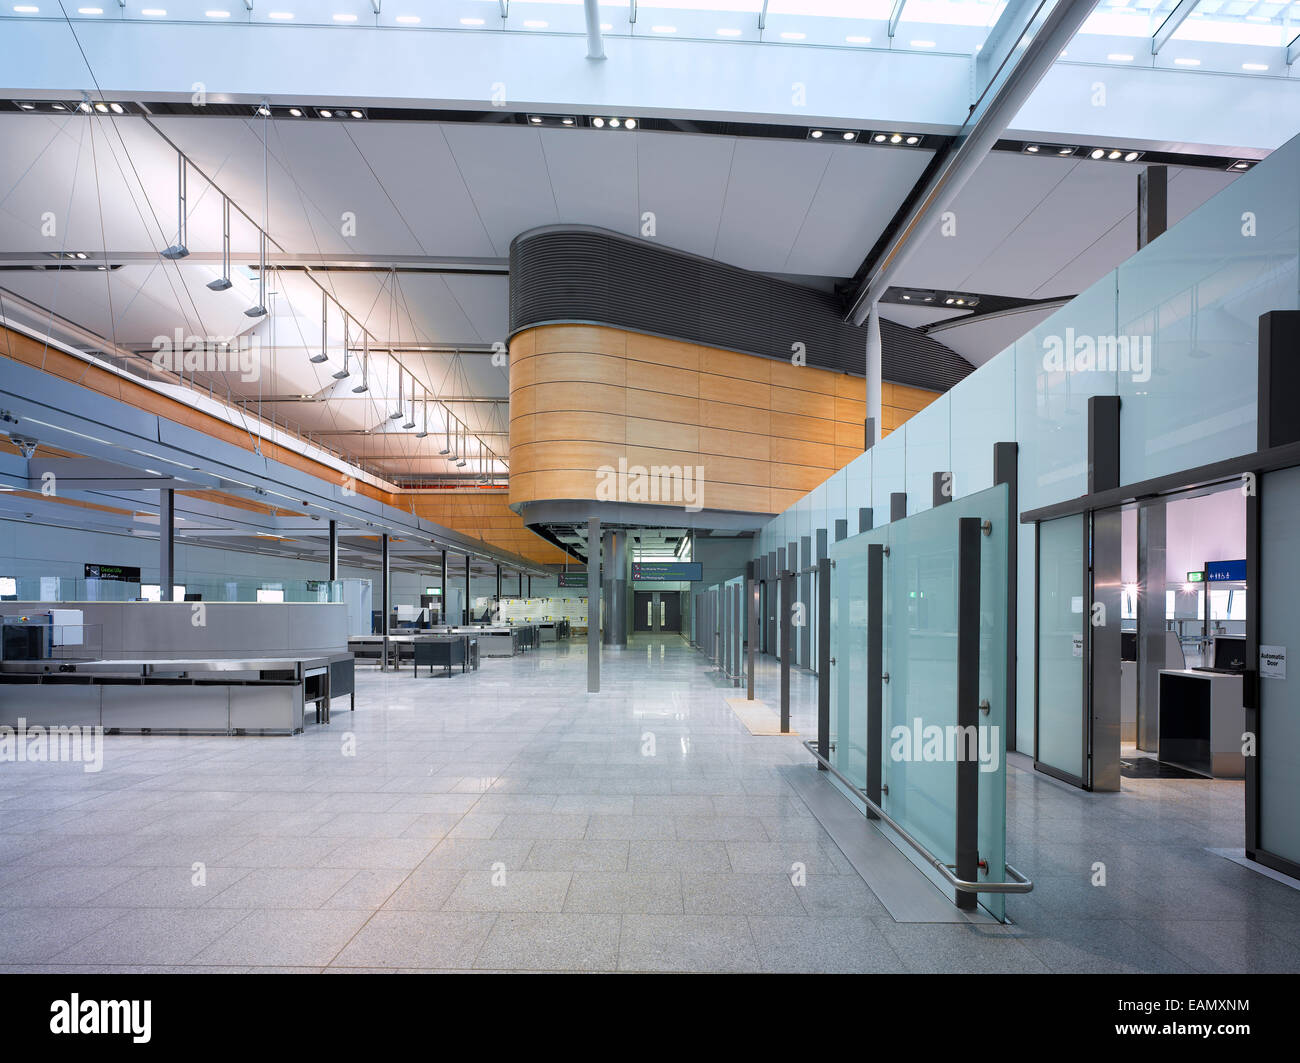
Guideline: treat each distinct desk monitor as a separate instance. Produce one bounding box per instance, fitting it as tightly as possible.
[1213,635,1247,672]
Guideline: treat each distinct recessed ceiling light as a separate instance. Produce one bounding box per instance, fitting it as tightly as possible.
[716,27,741,36]
[77,5,102,11]
[1090,148,1105,159]
[651,24,676,33]
[1107,150,1122,159]
[609,118,621,128]
[1242,62,1269,71]
[205,9,230,16]
[889,133,902,143]
[94,102,108,112]
[13,4,39,10]
[600,22,611,29]
[1057,146,1074,155]
[319,108,333,118]
[1124,150,1140,162]
[841,131,855,140]
[350,109,363,118]
[624,118,636,129]
[1026,144,1040,152]
[459,16,483,25]
[529,115,542,124]
[17,101,35,109]
[845,35,871,44]
[109,102,123,113]
[1173,57,1200,66]
[78,100,92,112]
[395,14,419,23]
[523,19,547,28]
[911,39,935,48]
[1108,53,1134,61]
[1230,160,1252,170]
[141,6,166,13]
[288,107,302,116]
[255,104,271,115]
[592,117,605,128]
[332,12,356,21]
[561,117,574,125]
[780,31,805,40]
[872,133,886,143]
[905,135,920,145]
[810,129,823,138]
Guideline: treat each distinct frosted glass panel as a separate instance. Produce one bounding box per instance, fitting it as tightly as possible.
[830,483,1010,920]
[1036,514,1086,782]
[1016,280,1119,511]
[1118,135,1300,483]
[847,450,872,530]
[871,423,907,521]
[1260,466,1300,866]
[903,392,951,514]
[950,346,1015,499]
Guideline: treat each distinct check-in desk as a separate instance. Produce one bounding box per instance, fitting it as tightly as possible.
[1157,669,1245,778]
[0,654,351,735]
[412,634,478,677]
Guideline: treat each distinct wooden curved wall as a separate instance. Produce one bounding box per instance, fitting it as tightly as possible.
[509,324,939,516]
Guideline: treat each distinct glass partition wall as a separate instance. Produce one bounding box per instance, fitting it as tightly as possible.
[829,483,1010,920]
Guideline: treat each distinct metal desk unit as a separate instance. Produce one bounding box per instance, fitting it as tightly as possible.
[0,655,344,735]
[412,634,478,678]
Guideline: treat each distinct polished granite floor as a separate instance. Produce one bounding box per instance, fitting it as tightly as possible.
[1,634,1298,973]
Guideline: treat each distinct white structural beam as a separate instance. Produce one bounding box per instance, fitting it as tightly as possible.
[1151,0,1200,56]
[976,0,1044,93]
[584,0,605,60]
[0,23,1295,152]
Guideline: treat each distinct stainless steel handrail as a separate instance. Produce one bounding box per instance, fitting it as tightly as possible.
[802,739,1033,896]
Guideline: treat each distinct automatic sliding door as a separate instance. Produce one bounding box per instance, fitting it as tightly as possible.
[1035,514,1089,787]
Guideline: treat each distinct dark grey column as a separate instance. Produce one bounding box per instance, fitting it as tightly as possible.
[602,529,627,646]
[864,417,876,451]
[440,549,447,624]
[587,518,600,692]
[652,591,661,634]
[1092,505,1123,791]
[1088,395,1122,494]
[932,471,952,507]
[890,493,907,523]
[799,536,811,669]
[766,550,777,656]
[528,575,532,597]
[780,568,795,733]
[518,571,523,596]
[994,442,1019,750]
[1137,164,1167,249]
[859,507,873,533]
[328,519,339,581]
[834,518,848,542]
[495,564,502,600]
[1137,501,1166,752]
[816,556,831,769]
[955,517,981,910]
[380,533,391,671]
[159,488,175,603]
[463,553,471,623]
[746,560,757,700]
[866,543,884,818]
[1258,311,1300,450]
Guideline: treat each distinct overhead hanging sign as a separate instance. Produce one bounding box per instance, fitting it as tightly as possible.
[558,572,588,587]
[84,564,141,582]
[632,561,703,582]
[1206,559,1246,582]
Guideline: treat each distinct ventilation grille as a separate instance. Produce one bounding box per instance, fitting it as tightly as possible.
[509,227,974,392]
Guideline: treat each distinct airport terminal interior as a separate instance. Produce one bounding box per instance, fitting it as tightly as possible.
[1,0,1299,976]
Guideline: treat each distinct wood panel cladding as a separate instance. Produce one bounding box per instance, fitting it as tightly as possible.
[509,324,939,515]
[408,489,576,565]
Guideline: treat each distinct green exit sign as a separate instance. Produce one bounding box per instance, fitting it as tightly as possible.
[1186,571,1205,583]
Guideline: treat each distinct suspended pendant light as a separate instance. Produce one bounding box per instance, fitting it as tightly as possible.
[244,233,268,317]
[455,426,467,467]
[403,386,417,430]
[161,153,190,259]
[415,395,429,438]
[332,316,351,379]
[206,196,233,290]
[309,289,329,362]
[390,369,404,420]
[439,404,451,455]
[351,332,370,393]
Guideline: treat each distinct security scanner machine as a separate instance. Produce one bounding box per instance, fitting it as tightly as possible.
[0,601,354,735]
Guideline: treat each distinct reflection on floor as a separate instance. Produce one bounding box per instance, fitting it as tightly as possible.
[0,635,1297,973]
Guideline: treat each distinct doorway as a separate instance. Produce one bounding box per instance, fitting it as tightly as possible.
[634,591,682,633]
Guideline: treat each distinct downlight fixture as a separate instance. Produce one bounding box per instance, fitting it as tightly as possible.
[309,290,330,362]
[351,335,370,392]
[206,196,233,290]
[160,154,190,259]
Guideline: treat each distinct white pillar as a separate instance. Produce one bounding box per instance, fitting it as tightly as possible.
[865,304,883,448]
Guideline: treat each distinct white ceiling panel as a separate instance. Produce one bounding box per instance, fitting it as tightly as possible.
[634,131,737,260]
[538,127,640,236]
